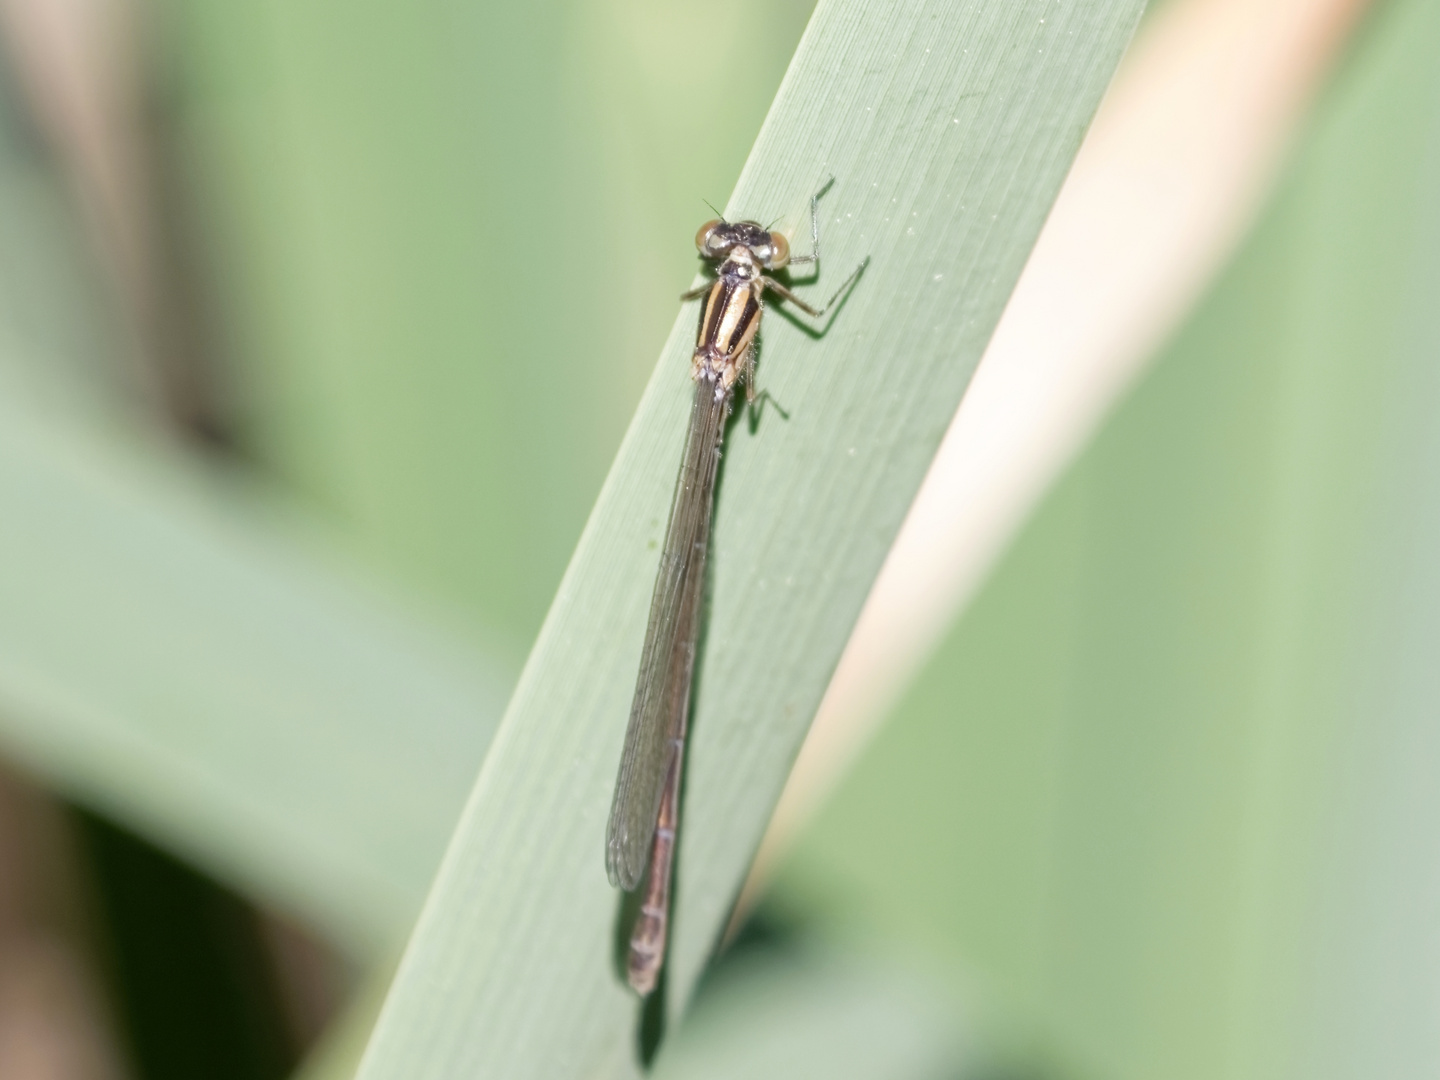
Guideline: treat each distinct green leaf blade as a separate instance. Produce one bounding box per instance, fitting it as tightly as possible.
[354,0,1146,1075]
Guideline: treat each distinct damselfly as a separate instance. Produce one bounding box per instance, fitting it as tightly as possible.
[606,180,866,996]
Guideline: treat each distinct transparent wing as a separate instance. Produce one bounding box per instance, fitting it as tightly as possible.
[606,378,728,889]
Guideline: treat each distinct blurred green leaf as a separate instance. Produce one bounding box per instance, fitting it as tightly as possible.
[0,17,513,956]
[347,1,1146,1076]
[0,393,510,953]
[776,0,1440,1077]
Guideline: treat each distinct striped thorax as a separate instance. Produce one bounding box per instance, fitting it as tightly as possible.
[691,219,792,396]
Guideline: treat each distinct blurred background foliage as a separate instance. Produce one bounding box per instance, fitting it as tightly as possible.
[0,0,1432,1077]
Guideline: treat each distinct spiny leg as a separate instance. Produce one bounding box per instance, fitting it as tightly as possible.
[763,255,870,320]
[787,175,835,270]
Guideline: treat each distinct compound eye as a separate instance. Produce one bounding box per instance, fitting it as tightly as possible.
[695,220,723,256]
[763,231,790,269]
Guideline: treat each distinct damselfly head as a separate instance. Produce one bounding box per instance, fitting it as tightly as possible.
[695,219,792,270]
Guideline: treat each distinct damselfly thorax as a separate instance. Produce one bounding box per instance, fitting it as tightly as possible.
[690,225,782,395]
[606,182,867,997]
